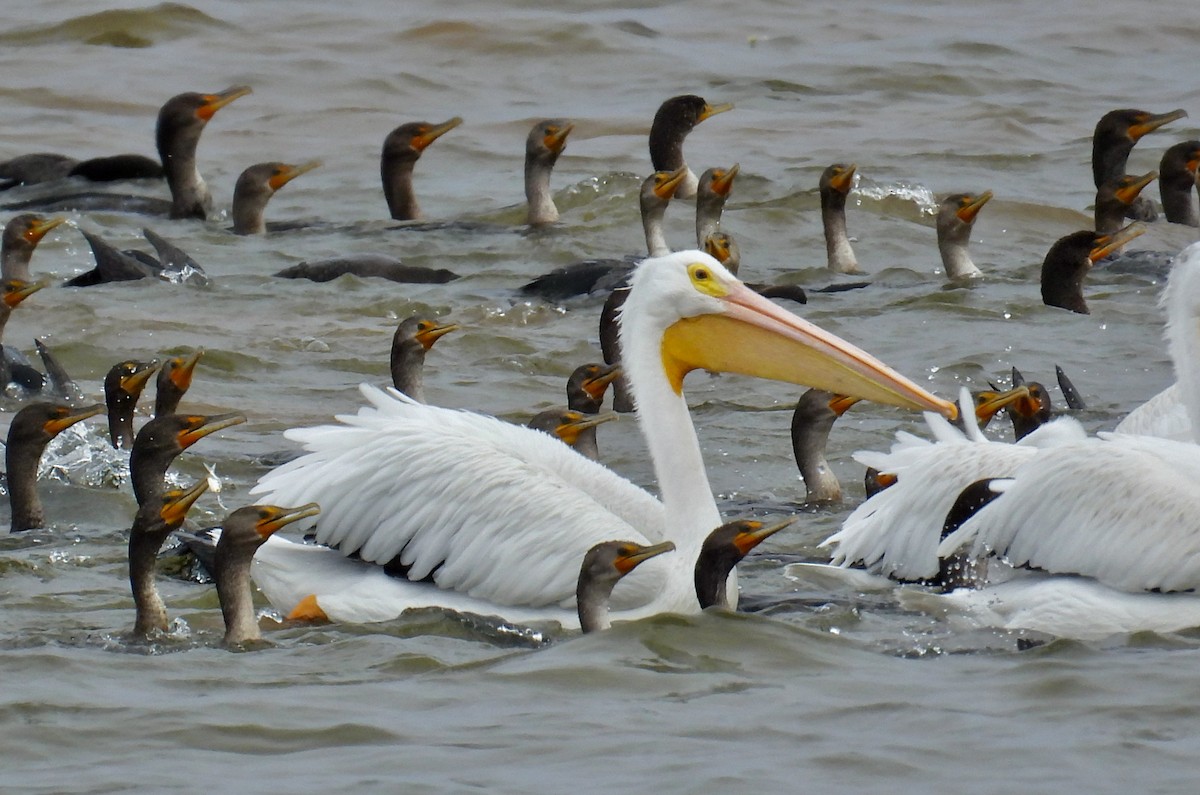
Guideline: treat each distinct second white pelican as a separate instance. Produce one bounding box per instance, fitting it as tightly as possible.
[250,250,955,627]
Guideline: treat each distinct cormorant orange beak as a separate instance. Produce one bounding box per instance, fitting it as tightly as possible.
[582,364,621,400]
[178,412,246,449]
[828,163,858,194]
[828,394,863,417]
[412,117,463,152]
[554,411,617,445]
[1187,147,1200,176]
[197,85,252,121]
[956,191,993,224]
[1114,171,1157,205]
[614,540,676,574]
[415,321,459,350]
[44,403,105,436]
[703,233,733,264]
[256,503,321,538]
[1089,223,1144,262]
[268,160,322,192]
[698,102,734,122]
[165,349,205,393]
[25,216,65,244]
[654,166,689,200]
[544,123,574,155]
[732,517,795,556]
[160,478,211,526]
[2,278,46,308]
[709,163,740,197]
[121,360,161,394]
[973,384,1031,424]
[1127,108,1187,141]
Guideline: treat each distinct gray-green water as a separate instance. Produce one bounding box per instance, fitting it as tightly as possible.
[1,1,1199,791]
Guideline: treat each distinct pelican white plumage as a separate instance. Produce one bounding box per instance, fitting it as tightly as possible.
[907,241,1200,637]
[249,250,955,628]
[820,389,1086,582]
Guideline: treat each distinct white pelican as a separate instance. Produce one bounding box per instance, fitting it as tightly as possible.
[902,241,1200,637]
[820,388,1086,582]
[249,250,955,628]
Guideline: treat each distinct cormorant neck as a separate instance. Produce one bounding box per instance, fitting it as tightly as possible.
[129,517,172,637]
[0,304,12,343]
[937,221,981,279]
[694,548,736,609]
[1092,136,1132,188]
[215,554,261,646]
[108,396,136,450]
[1094,197,1129,235]
[695,194,725,248]
[939,243,980,279]
[576,573,617,632]
[821,190,859,274]
[1160,173,1199,227]
[791,409,841,503]
[390,342,427,402]
[642,203,672,258]
[130,447,175,507]
[382,157,421,221]
[7,437,45,532]
[1,243,33,282]
[1041,263,1089,314]
[574,427,600,461]
[525,158,559,225]
[158,122,210,220]
[231,187,269,235]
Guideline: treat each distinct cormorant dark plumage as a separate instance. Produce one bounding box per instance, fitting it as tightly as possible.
[130,412,245,506]
[576,540,675,633]
[0,278,47,391]
[1041,224,1145,314]
[791,390,860,504]
[527,408,616,460]
[65,228,207,287]
[1094,171,1157,235]
[0,152,161,191]
[566,362,620,414]
[155,349,203,417]
[1159,141,1200,227]
[1091,108,1186,221]
[390,317,458,402]
[216,503,320,646]
[6,402,104,532]
[936,191,992,279]
[231,161,321,235]
[4,87,251,219]
[129,477,210,638]
[382,117,462,221]
[105,359,160,450]
[695,518,793,610]
[1,215,64,281]
[158,86,253,220]
[521,167,688,300]
[648,95,732,199]
[274,255,460,284]
[695,164,739,246]
[35,340,85,404]
[820,163,861,274]
[525,119,573,226]
[703,231,740,276]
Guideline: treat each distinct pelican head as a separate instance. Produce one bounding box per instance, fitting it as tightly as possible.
[619,250,956,418]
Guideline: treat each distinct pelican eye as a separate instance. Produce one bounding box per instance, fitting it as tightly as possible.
[687,262,728,297]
